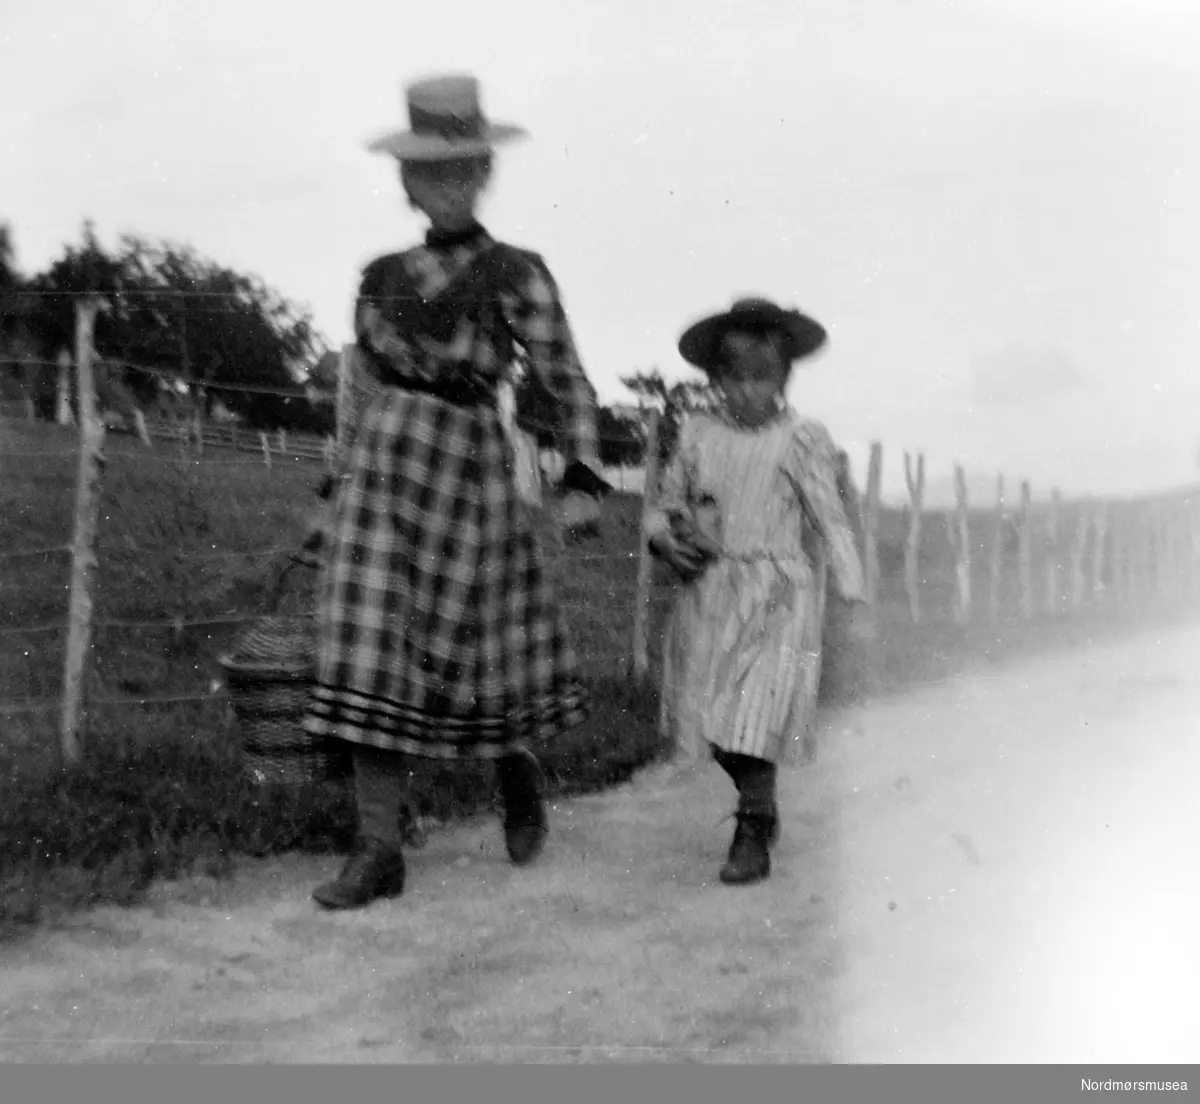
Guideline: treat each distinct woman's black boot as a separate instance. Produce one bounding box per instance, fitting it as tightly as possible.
[496,748,548,865]
[312,838,406,910]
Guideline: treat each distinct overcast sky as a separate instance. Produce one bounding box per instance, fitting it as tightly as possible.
[3,0,1199,501]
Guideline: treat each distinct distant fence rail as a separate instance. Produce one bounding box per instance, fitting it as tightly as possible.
[139,420,332,464]
[6,407,651,490]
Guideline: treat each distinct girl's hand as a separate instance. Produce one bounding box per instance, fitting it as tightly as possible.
[650,532,717,583]
[669,511,723,557]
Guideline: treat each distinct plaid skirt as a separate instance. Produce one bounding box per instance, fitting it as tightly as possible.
[303,389,590,760]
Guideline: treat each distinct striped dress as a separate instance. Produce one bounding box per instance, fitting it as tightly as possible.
[302,222,601,761]
[650,406,866,765]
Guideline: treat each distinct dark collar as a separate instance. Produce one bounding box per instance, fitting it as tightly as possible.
[424,221,489,248]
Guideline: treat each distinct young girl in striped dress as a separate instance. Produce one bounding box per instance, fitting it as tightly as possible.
[648,298,874,886]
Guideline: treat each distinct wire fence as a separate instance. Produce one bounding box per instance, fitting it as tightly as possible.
[4,347,653,487]
[1,331,664,755]
[3,297,1200,767]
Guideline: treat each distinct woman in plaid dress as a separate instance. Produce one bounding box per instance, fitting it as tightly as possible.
[305,75,608,910]
[650,298,875,886]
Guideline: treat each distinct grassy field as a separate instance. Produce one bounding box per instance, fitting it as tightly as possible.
[1,416,1196,927]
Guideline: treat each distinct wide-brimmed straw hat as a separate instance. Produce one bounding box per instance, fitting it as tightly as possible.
[678,297,828,373]
[366,74,528,161]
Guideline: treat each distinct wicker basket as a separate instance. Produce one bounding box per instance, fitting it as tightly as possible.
[217,556,352,787]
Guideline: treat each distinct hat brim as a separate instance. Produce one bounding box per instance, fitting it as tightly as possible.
[678,308,828,373]
[366,122,528,161]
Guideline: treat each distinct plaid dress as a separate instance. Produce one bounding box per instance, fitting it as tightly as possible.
[303,222,601,760]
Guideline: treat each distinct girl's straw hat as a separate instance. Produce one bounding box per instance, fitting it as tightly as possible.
[678,297,827,373]
[367,74,528,161]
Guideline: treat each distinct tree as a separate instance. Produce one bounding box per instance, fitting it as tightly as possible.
[0,223,72,419]
[0,222,17,295]
[619,367,719,465]
[596,406,647,467]
[0,224,40,415]
[102,234,328,428]
[17,221,331,431]
[20,220,128,420]
[308,349,341,396]
[0,222,27,381]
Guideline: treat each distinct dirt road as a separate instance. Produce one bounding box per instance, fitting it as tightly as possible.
[3,621,1198,1064]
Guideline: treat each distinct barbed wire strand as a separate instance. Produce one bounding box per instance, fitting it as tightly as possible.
[0,692,226,718]
[0,545,290,565]
[0,664,626,718]
[0,450,334,469]
[0,586,648,640]
[0,540,639,566]
[4,353,656,442]
[0,545,72,561]
[0,582,649,635]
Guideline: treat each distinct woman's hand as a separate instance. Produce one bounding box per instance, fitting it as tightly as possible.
[560,460,613,499]
[294,526,324,568]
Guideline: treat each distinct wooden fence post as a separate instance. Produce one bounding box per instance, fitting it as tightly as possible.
[1189,504,1200,602]
[53,347,74,427]
[1150,501,1164,603]
[1018,480,1033,620]
[1144,500,1160,605]
[1137,502,1153,607]
[1156,501,1170,602]
[1109,503,1127,610]
[1123,503,1137,607]
[1168,504,1185,602]
[903,451,925,624]
[1172,504,1185,601]
[61,297,110,767]
[947,463,971,625]
[277,428,287,455]
[336,344,354,457]
[631,408,662,681]
[862,443,883,616]
[260,431,272,469]
[1140,500,1154,608]
[988,475,1005,627]
[1159,502,1172,602]
[1158,501,1170,603]
[1091,502,1109,604]
[1170,503,1181,600]
[1069,503,1090,610]
[132,407,151,448]
[1045,489,1061,615]
[193,386,205,457]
